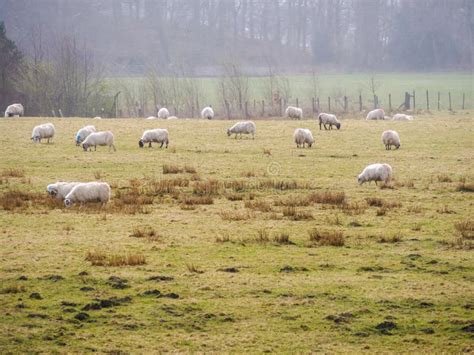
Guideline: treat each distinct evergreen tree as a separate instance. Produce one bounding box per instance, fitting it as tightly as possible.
[0,21,23,91]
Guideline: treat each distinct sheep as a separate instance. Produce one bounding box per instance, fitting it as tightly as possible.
[381,130,401,150]
[201,106,214,120]
[293,128,314,148]
[75,125,96,146]
[158,108,170,119]
[227,121,256,139]
[93,116,102,120]
[47,182,81,200]
[366,108,385,120]
[318,113,341,130]
[167,116,178,120]
[285,106,303,120]
[4,103,24,117]
[64,182,111,207]
[139,128,169,148]
[357,163,392,185]
[31,123,55,143]
[146,116,157,120]
[392,113,414,121]
[82,131,116,152]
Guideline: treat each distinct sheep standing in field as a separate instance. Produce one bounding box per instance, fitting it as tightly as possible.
[75,125,97,146]
[158,108,170,119]
[82,131,116,152]
[381,130,401,150]
[139,128,169,148]
[392,113,414,121]
[201,106,214,120]
[31,123,55,143]
[227,121,256,139]
[64,182,111,207]
[357,163,392,185]
[47,182,81,200]
[366,108,385,120]
[294,128,314,148]
[285,106,303,120]
[318,113,341,130]
[4,103,24,117]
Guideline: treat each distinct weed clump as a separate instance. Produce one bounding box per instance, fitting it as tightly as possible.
[308,228,345,246]
[85,251,146,266]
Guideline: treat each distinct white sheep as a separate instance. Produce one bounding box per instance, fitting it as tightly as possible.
[139,128,169,148]
[392,113,414,121]
[4,103,24,117]
[227,121,256,139]
[82,131,116,152]
[31,123,55,143]
[146,116,157,120]
[158,108,170,119]
[93,116,102,120]
[47,182,81,200]
[167,116,178,120]
[318,113,341,130]
[366,108,385,120]
[293,128,314,148]
[381,130,401,150]
[285,106,303,120]
[357,163,392,185]
[201,106,214,120]
[64,182,111,207]
[75,125,96,146]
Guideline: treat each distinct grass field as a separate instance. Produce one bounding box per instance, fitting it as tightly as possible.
[112,72,474,114]
[0,114,473,352]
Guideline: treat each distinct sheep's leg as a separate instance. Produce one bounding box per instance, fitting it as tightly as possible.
[319,122,322,130]
[94,146,97,151]
[112,144,116,152]
[149,142,152,148]
[160,142,164,148]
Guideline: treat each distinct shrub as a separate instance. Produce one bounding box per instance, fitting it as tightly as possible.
[309,191,346,205]
[85,251,146,266]
[308,229,345,246]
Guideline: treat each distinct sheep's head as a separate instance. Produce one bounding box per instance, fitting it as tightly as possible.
[138,139,144,148]
[31,135,40,143]
[396,143,401,149]
[64,198,73,207]
[357,174,366,185]
[336,122,341,130]
[47,184,58,196]
[82,143,89,151]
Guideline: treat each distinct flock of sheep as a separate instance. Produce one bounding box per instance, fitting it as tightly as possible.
[5,102,412,207]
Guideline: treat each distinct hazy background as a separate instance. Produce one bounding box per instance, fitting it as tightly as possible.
[0,0,472,117]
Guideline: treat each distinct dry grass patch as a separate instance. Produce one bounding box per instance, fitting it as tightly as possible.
[308,228,345,246]
[274,195,311,207]
[223,179,248,192]
[219,209,253,221]
[451,220,474,249]
[181,195,214,205]
[215,234,231,243]
[244,199,272,212]
[457,182,474,192]
[1,284,26,294]
[1,168,25,178]
[340,201,367,215]
[437,174,452,183]
[437,205,455,214]
[309,191,346,205]
[186,264,204,274]
[273,232,293,245]
[282,206,313,220]
[366,197,401,209]
[258,179,312,191]
[241,170,256,178]
[378,233,403,243]
[225,192,245,201]
[193,179,221,195]
[255,228,270,243]
[85,251,146,266]
[130,226,161,241]
[0,189,43,211]
[163,164,196,174]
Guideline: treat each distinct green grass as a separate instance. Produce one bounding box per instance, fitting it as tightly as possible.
[0,114,473,352]
[111,72,473,113]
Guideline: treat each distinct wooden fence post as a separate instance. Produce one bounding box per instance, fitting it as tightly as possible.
[437,92,440,111]
[449,92,452,111]
[388,94,392,113]
[462,93,465,110]
[404,92,410,110]
[359,94,362,111]
[261,100,265,117]
[317,97,320,112]
[426,90,429,111]
[412,90,416,111]
[344,96,348,113]
[328,97,331,112]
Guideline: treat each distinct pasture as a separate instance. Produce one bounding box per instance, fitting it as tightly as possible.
[0,114,473,352]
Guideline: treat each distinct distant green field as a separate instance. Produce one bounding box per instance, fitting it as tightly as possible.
[110,72,473,114]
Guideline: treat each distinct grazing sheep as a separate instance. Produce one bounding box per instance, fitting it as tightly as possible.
[93,116,102,120]
[392,113,414,121]
[64,182,111,207]
[158,108,170,119]
[201,106,214,120]
[381,130,401,150]
[285,106,303,120]
[82,131,116,152]
[357,163,392,185]
[139,128,169,148]
[31,123,55,143]
[47,182,81,200]
[167,116,178,120]
[227,121,256,139]
[4,103,24,117]
[75,125,97,146]
[146,116,157,120]
[366,108,385,120]
[318,113,341,130]
[294,128,314,148]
